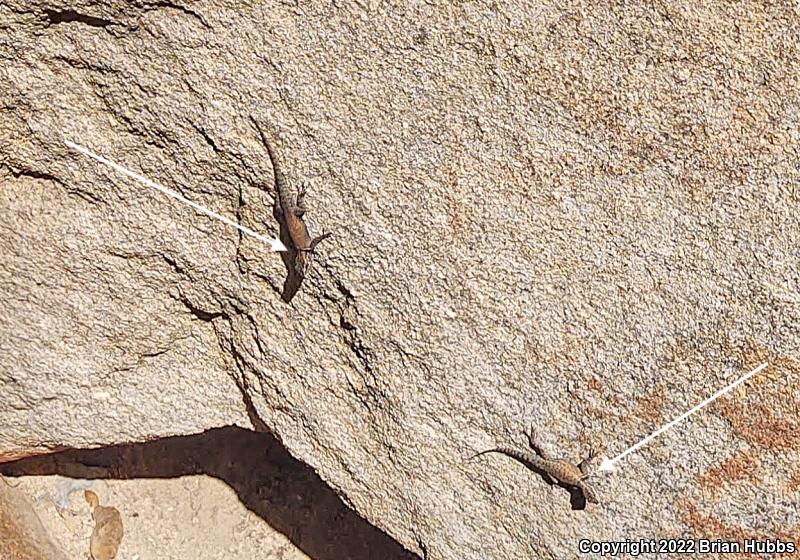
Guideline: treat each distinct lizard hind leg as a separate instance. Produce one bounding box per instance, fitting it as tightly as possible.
[578,481,600,504]
[525,424,551,459]
[309,231,333,250]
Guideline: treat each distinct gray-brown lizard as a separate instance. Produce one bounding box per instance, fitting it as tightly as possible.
[469,426,600,505]
[251,117,332,302]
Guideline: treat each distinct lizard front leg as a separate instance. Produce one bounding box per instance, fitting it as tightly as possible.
[293,182,308,217]
[578,446,600,477]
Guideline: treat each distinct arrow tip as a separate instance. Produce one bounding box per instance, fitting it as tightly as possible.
[598,456,616,472]
[271,239,288,252]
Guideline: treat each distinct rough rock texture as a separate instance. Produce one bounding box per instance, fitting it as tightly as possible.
[1,1,799,558]
[0,479,69,560]
[1,428,411,560]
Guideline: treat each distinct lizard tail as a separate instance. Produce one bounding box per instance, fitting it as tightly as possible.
[464,447,523,463]
[249,116,293,209]
[464,448,500,463]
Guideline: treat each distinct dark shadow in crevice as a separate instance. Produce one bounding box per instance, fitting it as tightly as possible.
[44,9,115,28]
[0,427,419,560]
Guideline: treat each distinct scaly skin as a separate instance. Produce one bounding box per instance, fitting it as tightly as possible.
[252,118,331,299]
[469,429,600,504]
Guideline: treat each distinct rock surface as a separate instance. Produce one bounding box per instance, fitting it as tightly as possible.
[1,1,799,558]
[0,480,69,560]
[2,428,410,560]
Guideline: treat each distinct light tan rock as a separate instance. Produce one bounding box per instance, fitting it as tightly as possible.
[0,478,69,560]
[1,1,798,558]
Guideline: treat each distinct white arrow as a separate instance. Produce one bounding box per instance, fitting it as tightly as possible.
[64,139,287,252]
[598,361,769,472]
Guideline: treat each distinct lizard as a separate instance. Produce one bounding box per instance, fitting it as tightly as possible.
[468,425,600,505]
[250,116,332,302]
